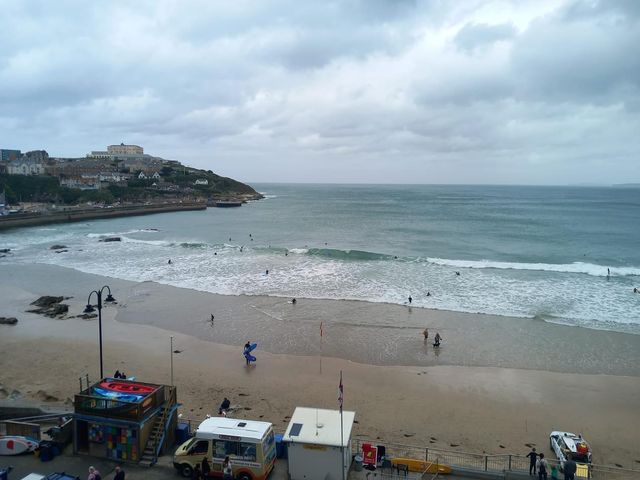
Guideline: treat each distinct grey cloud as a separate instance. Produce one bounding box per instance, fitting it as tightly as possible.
[454,22,517,52]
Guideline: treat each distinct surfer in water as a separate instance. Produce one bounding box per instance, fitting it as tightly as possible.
[168,259,172,264]
[408,295,412,304]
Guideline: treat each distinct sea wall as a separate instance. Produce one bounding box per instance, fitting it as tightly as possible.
[0,203,206,230]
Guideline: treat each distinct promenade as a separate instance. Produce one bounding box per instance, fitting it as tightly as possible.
[0,203,206,231]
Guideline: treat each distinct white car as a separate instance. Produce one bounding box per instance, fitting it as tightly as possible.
[550,431,591,476]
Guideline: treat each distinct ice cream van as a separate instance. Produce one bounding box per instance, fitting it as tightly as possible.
[173,417,276,480]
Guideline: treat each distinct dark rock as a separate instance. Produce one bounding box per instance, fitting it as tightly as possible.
[55,250,68,253]
[77,313,98,320]
[46,304,69,316]
[31,296,64,307]
[100,237,121,242]
[50,245,67,250]
[0,248,10,253]
[0,317,18,325]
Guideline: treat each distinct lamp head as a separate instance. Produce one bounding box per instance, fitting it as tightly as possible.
[105,293,116,303]
[84,304,96,314]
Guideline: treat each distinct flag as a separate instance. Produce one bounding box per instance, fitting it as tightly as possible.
[338,371,343,413]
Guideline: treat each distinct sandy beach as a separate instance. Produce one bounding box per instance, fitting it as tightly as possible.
[1,263,639,468]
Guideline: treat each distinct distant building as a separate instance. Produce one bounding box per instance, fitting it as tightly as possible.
[87,151,112,160]
[194,179,209,185]
[46,159,113,177]
[108,143,143,156]
[0,163,6,175]
[0,149,21,162]
[138,171,147,179]
[60,175,101,190]
[24,150,49,163]
[7,158,45,175]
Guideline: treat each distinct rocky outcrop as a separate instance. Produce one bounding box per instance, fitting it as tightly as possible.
[50,245,67,250]
[99,237,121,242]
[27,296,69,318]
[0,317,18,325]
[0,248,10,253]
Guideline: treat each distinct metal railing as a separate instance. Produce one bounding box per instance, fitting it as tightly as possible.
[352,438,640,480]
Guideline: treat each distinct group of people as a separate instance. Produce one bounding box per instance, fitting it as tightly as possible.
[422,328,442,347]
[112,370,127,379]
[192,456,233,479]
[527,447,578,480]
[88,465,125,480]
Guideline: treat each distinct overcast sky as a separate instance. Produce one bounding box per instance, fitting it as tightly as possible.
[1,0,638,185]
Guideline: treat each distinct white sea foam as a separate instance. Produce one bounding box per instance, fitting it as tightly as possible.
[426,258,640,277]
[86,229,159,238]
[289,248,309,254]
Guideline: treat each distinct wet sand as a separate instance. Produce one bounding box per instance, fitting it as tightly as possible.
[1,263,639,467]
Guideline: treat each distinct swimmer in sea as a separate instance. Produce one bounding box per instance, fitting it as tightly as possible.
[426,291,431,297]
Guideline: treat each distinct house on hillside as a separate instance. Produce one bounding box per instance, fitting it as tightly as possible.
[138,171,148,180]
[60,175,101,190]
[7,158,45,175]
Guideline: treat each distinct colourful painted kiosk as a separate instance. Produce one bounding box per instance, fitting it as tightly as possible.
[73,379,178,466]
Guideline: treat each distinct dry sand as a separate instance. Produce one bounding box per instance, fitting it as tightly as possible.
[1,263,639,468]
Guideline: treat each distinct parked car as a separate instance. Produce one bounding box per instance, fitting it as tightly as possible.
[550,431,591,476]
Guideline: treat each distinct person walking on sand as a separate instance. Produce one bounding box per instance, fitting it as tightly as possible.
[536,453,549,480]
[423,328,429,342]
[433,332,442,347]
[408,295,412,304]
[526,447,538,475]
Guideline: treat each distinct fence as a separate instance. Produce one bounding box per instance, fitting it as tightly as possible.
[352,438,640,480]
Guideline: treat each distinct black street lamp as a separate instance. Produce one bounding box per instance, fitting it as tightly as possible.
[84,285,116,379]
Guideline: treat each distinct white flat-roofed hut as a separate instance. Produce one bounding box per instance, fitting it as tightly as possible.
[283,407,355,480]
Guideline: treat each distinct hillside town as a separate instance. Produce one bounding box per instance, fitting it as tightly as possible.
[0,144,260,217]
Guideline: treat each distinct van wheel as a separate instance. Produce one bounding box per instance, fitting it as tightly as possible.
[238,473,252,480]
[181,464,193,478]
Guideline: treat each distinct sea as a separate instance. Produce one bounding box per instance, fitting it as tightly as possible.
[2,184,639,334]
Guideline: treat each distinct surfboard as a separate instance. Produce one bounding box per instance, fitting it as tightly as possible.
[391,458,452,474]
[0,436,39,455]
[248,342,258,352]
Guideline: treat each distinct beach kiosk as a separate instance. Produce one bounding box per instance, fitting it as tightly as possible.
[283,407,355,480]
[73,379,177,465]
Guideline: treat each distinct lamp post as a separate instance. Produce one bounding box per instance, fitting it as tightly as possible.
[84,285,116,379]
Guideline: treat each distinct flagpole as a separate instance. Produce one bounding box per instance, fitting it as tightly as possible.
[340,370,345,480]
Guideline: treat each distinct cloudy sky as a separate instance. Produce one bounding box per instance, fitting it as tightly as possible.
[1,0,638,184]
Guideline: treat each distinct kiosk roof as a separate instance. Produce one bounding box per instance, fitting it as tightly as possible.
[283,407,356,447]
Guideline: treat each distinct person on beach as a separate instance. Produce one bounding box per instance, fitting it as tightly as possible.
[536,453,549,480]
[87,466,101,480]
[563,454,577,480]
[114,370,121,379]
[526,447,538,475]
[408,296,412,304]
[223,456,233,480]
[244,341,252,365]
[423,328,429,342]
[291,298,297,304]
[433,332,442,347]
[219,397,231,415]
[192,463,203,480]
[550,464,559,480]
[113,466,125,480]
